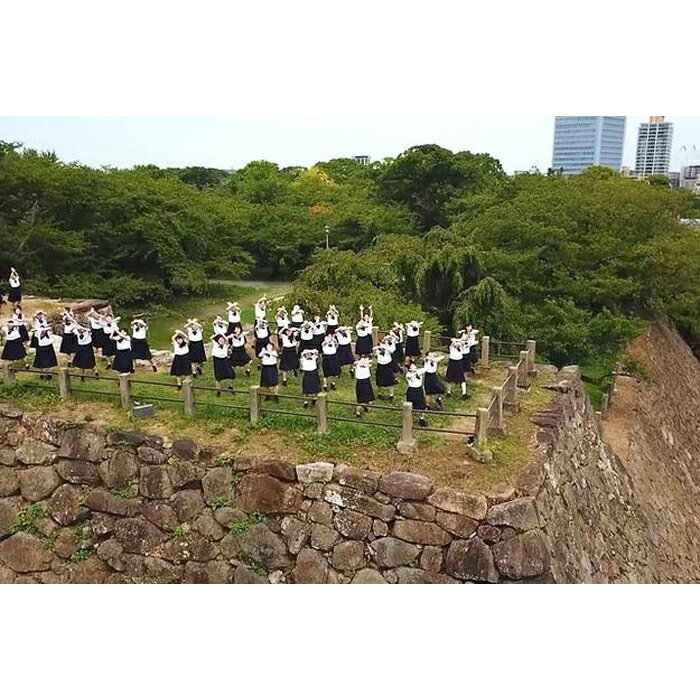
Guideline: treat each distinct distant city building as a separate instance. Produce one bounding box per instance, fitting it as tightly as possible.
[635,116,674,178]
[621,166,638,179]
[668,171,681,189]
[354,155,371,165]
[514,166,542,176]
[551,116,626,175]
[680,164,700,191]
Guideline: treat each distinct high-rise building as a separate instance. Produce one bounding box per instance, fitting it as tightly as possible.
[354,155,371,165]
[551,116,626,175]
[680,164,700,191]
[635,117,674,178]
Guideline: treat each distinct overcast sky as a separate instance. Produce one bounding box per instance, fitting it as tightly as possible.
[1,116,699,174]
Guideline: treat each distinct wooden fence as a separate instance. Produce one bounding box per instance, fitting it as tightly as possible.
[1,337,536,456]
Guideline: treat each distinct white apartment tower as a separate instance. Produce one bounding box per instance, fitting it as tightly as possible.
[635,116,674,177]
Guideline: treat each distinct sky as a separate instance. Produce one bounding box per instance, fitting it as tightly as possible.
[1,116,699,174]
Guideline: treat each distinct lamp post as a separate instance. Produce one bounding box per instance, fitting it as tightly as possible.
[324,224,330,250]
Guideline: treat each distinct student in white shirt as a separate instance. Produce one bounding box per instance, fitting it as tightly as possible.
[59,308,78,363]
[355,305,373,357]
[73,326,98,380]
[185,319,206,376]
[290,304,305,328]
[131,319,157,372]
[353,356,375,417]
[312,316,327,351]
[335,326,355,369]
[279,327,300,386]
[406,363,428,426]
[101,314,121,367]
[1,321,27,363]
[326,305,340,334]
[390,323,405,369]
[405,321,423,361]
[321,334,340,391]
[226,302,242,334]
[86,307,106,352]
[254,297,268,323]
[111,330,134,374]
[375,341,397,401]
[300,348,321,407]
[423,352,446,409]
[253,319,270,360]
[259,343,280,402]
[33,327,58,379]
[229,327,252,375]
[212,315,228,338]
[275,307,290,335]
[169,331,192,388]
[211,333,235,395]
[11,304,29,344]
[298,320,315,353]
[8,267,21,303]
[446,338,468,399]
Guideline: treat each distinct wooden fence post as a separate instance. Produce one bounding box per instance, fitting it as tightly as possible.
[526,340,537,374]
[2,364,16,386]
[423,330,432,354]
[249,385,260,426]
[475,407,489,448]
[481,335,490,369]
[491,386,504,432]
[58,368,71,400]
[182,378,194,416]
[518,351,530,388]
[315,392,329,434]
[118,373,132,410]
[396,401,416,454]
[371,327,379,347]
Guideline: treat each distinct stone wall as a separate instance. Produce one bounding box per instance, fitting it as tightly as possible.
[0,405,551,584]
[4,323,699,585]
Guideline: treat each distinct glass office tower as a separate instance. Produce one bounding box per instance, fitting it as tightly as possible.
[551,116,626,175]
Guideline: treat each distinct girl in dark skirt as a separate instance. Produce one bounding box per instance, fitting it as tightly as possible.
[101,314,120,368]
[355,305,373,357]
[390,323,405,370]
[312,316,327,351]
[259,343,280,402]
[185,319,206,376]
[170,331,192,388]
[300,349,321,408]
[275,307,290,337]
[374,342,397,400]
[353,357,375,417]
[253,319,270,361]
[33,328,58,378]
[229,327,251,376]
[279,327,299,386]
[12,305,29,344]
[1,322,27,362]
[423,352,446,409]
[212,315,228,338]
[321,334,340,391]
[335,326,355,368]
[111,330,134,374]
[466,326,479,375]
[406,364,428,426]
[211,334,235,396]
[405,321,422,363]
[8,267,21,303]
[86,308,106,353]
[59,309,78,363]
[131,319,157,372]
[298,321,315,354]
[290,304,305,329]
[226,302,242,334]
[73,327,99,380]
[326,305,340,335]
[30,311,49,350]
[446,338,468,400]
